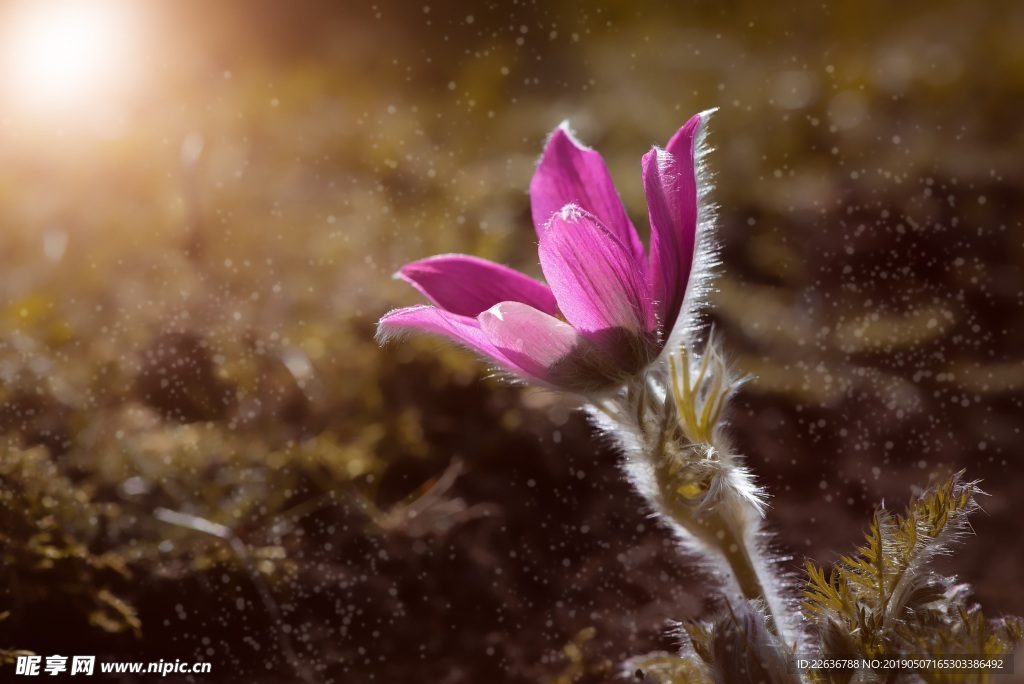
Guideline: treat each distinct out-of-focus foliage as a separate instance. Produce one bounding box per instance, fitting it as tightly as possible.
[0,611,34,664]
[0,0,1021,681]
[624,650,713,684]
[0,446,139,637]
[628,602,800,684]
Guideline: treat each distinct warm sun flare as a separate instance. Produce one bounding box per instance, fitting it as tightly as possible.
[2,0,133,110]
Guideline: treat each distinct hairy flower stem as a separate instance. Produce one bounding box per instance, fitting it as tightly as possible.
[660,488,786,639]
[602,343,796,647]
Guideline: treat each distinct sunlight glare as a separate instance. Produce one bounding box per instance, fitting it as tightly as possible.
[2,0,133,110]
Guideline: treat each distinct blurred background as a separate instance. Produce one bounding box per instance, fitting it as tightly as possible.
[0,0,1022,681]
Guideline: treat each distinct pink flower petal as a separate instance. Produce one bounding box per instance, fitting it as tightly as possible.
[398,254,558,318]
[479,301,629,392]
[478,301,583,381]
[530,125,646,269]
[376,305,542,381]
[538,205,656,365]
[644,113,705,339]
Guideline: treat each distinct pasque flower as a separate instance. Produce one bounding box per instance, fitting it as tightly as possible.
[378,111,714,393]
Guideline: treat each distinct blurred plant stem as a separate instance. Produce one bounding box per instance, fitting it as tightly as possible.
[180,132,205,262]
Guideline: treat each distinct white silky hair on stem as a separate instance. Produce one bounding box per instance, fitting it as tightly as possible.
[585,336,801,651]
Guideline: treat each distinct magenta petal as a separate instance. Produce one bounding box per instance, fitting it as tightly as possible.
[539,205,655,358]
[478,302,584,383]
[644,112,705,340]
[398,254,558,318]
[376,305,541,381]
[530,125,646,269]
[480,301,635,391]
